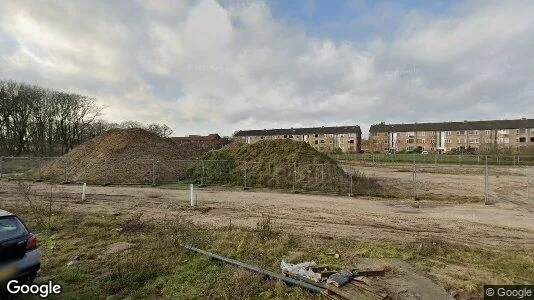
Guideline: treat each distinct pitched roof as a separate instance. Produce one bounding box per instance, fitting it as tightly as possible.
[172,134,221,141]
[369,118,534,133]
[234,126,361,137]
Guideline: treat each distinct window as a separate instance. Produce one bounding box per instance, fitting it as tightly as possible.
[407,132,415,137]
[407,139,414,144]
[531,137,534,142]
[419,132,426,136]
[519,137,526,143]
[498,129,509,134]
[314,134,319,138]
[314,140,318,144]
[0,216,28,242]
[288,135,293,138]
[499,137,510,143]
[485,138,491,143]
[457,130,466,135]
[517,128,527,134]
[431,139,436,144]
[446,131,452,136]
[320,140,325,143]
[348,140,354,144]
[468,130,478,135]
[469,138,479,144]
[485,130,491,135]
[283,135,288,138]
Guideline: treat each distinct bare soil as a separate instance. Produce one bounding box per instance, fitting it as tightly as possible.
[344,163,534,205]
[2,182,533,248]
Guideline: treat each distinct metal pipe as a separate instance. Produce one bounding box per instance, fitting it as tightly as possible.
[182,244,325,294]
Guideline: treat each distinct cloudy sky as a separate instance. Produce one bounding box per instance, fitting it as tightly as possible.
[1,0,533,137]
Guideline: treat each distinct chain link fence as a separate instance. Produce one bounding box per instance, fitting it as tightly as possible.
[1,156,531,203]
[0,156,369,196]
[341,157,532,205]
[333,153,534,166]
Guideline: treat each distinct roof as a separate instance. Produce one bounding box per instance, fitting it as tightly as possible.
[172,134,221,142]
[234,126,361,137]
[369,118,534,133]
[0,209,13,217]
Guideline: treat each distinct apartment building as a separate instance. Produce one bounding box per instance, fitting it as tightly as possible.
[369,118,534,153]
[234,126,362,153]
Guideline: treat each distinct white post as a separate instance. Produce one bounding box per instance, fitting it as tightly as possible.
[190,184,196,206]
[82,182,87,201]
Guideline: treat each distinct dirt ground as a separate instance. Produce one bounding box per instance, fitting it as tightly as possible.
[344,163,534,205]
[1,181,533,248]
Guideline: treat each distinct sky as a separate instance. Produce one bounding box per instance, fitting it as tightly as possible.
[1,0,533,137]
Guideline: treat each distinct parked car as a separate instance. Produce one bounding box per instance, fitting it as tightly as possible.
[421,150,429,155]
[0,209,40,288]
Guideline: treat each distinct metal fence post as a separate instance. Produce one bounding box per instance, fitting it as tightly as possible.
[349,174,353,197]
[292,161,296,193]
[152,159,157,186]
[525,165,530,202]
[412,163,417,200]
[201,159,205,186]
[64,159,68,182]
[244,161,247,188]
[484,156,489,204]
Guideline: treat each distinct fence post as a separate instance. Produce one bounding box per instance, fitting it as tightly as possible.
[525,165,530,202]
[244,161,247,189]
[152,159,157,186]
[349,174,353,197]
[190,184,196,206]
[64,159,68,183]
[292,161,296,193]
[484,156,489,204]
[201,159,205,186]
[412,163,417,200]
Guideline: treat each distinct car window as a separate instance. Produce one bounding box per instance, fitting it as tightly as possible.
[0,216,28,242]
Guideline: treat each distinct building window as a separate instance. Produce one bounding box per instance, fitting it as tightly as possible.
[446,131,451,136]
[320,140,325,143]
[499,129,509,134]
[485,130,491,135]
[407,139,414,144]
[289,135,293,138]
[314,134,319,138]
[457,130,466,135]
[314,140,318,144]
[431,139,436,144]
[348,140,354,144]
[407,132,415,137]
[519,137,526,143]
[445,139,451,144]
[419,132,426,136]
[468,130,478,135]
[517,128,527,134]
[469,138,479,144]
[531,137,534,142]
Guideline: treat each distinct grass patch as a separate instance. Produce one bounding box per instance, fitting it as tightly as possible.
[4,205,532,299]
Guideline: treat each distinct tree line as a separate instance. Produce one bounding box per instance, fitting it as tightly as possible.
[0,80,173,156]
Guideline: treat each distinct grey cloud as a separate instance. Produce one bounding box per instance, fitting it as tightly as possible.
[0,0,533,137]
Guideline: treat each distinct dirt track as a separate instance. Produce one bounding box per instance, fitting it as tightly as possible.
[2,181,533,248]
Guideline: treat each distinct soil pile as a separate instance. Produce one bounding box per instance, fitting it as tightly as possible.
[189,139,377,194]
[40,129,206,184]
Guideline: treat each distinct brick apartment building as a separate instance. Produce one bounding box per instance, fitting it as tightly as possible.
[234,126,362,153]
[369,118,534,154]
[171,134,231,150]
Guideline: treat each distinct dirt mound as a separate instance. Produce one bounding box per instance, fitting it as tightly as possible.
[39,129,206,184]
[189,139,377,194]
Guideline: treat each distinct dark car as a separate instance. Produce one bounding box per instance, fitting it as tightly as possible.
[0,209,41,288]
